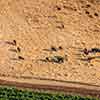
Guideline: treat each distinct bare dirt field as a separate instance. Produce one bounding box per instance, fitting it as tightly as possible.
[0,0,100,95]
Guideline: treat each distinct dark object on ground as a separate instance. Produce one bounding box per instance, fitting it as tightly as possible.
[37,57,50,63]
[45,57,49,61]
[8,47,21,53]
[82,48,100,55]
[17,47,21,52]
[13,40,17,45]
[86,4,91,8]
[83,48,89,55]
[5,40,17,46]
[91,48,100,53]
[51,46,57,51]
[88,15,93,18]
[43,46,57,52]
[50,56,64,64]
[85,11,90,14]
[85,57,95,62]
[94,13,99,17]
[56,5,61,11]
[43,46,63,52]
[79,56,100,62]
[38,55,65,64]
[79,57,95,62]
[58,46,63,50]
[18,56,24,60]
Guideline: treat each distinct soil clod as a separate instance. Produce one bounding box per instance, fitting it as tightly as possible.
[18,56,24,60]
[17,47,21,52]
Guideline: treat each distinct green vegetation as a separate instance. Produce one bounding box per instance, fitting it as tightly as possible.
[0,86,99,100]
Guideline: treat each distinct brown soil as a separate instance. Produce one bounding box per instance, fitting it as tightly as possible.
[0,0,100,97]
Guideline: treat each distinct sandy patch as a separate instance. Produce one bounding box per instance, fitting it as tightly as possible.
[0,0,100,85]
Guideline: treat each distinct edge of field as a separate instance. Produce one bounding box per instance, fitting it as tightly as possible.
[0,76,100,98]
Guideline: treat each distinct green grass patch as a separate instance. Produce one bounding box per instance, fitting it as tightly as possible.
[0,86,99,100]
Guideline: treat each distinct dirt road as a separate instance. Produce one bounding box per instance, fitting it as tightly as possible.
[0,78,100,98]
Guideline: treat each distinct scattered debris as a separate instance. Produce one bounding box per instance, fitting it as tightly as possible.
[18,56,24,60]
[8,47,21,53]
[82,48,100,55]
[43,46,63,52]
[55,5,61,11]
[86,4,91,8]
[6,40,23,61]
[83,48,89,55]
[42,45,66,64]
[13,40,17,45]
[77,47,100,63]
[51,46,57,51]
[94,12,99,17]
[37,55,67,64]
[5,40,17,46]
[10,56,25,61]
[79,56,100,63]
[45,57,50,61]
[88,15,93,18]
[91,48,100,53]
[79,57,95,62]
[58,46,63,50]
[85,11,90,14]
[50,55,64,64]
[43,46,57,52]
[17,47,21,52]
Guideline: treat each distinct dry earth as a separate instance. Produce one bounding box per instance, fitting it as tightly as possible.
[0,0,100,86]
